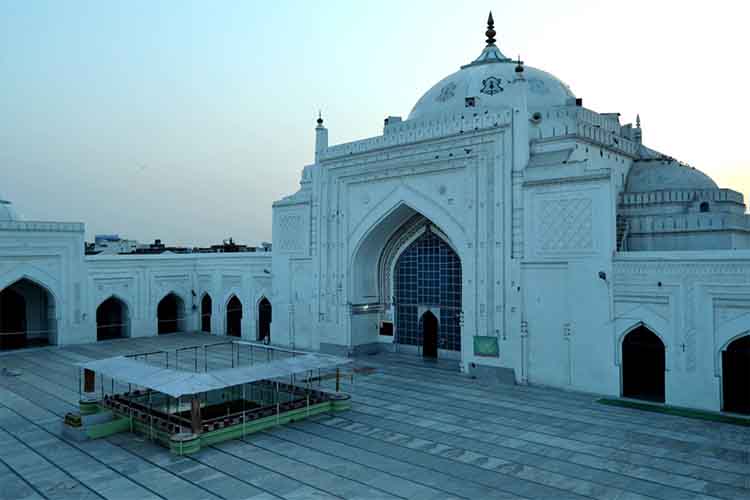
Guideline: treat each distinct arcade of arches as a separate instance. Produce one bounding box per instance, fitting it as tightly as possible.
[621,326,666,402]
[201,294,212,333]
[96,297,128,341]
[722,335,750,414]
[258,297,271,342]
[0,278,56,350]
[157,293,186,334]
[226,295,242,337]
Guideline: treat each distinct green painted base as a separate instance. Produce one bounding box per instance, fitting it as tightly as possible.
[85,417,131,439]
[79,399,100,415]
[170,433,201,455]
[125,393,351,455]
[598,398,750,427]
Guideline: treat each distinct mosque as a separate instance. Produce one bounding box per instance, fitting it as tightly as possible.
[2,14,749,416]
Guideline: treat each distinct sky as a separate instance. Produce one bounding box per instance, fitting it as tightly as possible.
[2,1,749,246]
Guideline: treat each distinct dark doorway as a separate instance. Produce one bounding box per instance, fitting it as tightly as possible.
[226,296,242,337]
[722,335,750,414]
[258,298,271,342]
[201,294,212,333]
[0,279,55,349]
[0,288,26,349]
[157,293,184,334]
[96,297,128,341]
[622,326,665,402]
[421,311,438,359]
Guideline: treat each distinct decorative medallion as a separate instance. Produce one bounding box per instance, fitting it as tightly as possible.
[480,77,503,95]
[528,78,549,95]
[436,82,457,102]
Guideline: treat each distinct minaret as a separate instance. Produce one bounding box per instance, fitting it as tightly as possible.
[634,114,642,144]
[315,111,328,163]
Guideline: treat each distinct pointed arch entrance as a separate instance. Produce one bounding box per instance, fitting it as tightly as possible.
[258,297,271,342]
[226,295,242,337]
[96,297,129,340]
[157,293,185,334]
[722,335,750,414]
[392,226,462,356]
[622,325,665,402]
[420,311,439,358]
[201,294,212,333]
[0,278,56,349]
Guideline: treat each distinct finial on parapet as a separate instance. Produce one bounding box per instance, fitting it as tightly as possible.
[636,114,641,129]
[485,12,496,46]
[515,54,524,74]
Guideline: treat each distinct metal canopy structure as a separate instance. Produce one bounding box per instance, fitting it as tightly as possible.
[77,352,351,398]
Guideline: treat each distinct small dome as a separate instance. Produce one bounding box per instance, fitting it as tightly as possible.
[626,160,719,192]
[0,193,19,222]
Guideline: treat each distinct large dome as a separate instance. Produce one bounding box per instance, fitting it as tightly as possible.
[0,193,19,222]
[626,160,719,192]
[408,15,575,121]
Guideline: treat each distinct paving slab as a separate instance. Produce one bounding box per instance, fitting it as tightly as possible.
[0,334,747,500]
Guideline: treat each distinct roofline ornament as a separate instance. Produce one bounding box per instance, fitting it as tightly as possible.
[462,12,512,68]
[486,12,497,45]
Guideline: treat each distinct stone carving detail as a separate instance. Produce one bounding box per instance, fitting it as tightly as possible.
[480,77,503,95]
[684,283,697,371]
[436,82,457,102]
[715,306,750,330]
[222,275,242,290]
[277,213,305,252]
[528,78,549,95]
[379,214,429,304]
[537,198,593,251]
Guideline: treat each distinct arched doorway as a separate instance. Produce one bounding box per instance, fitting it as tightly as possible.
[0,278,56,349]
[226,296,242,337]
[201,294,212,333]
[258,297,271,342]
[393,227,461,357]
[157,293,185,334]
[622,326,665,402]
[421,311,438,358]
[722,335,750,414]
[96,297,128,341]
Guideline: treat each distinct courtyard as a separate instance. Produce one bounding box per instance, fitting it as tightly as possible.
[0,333,749,500]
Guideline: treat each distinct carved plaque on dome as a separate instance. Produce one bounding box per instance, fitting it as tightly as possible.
[436,82,457,102]
[528,78,549,95]
[480,77,503,96]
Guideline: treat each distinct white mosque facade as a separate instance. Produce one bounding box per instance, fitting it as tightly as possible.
[2,16,750,415]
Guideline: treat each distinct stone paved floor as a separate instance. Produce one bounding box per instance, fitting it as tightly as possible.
[0,333,749,500]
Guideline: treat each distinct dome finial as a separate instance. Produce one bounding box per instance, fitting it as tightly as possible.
[485,11,496,46]
[316,110,324,127]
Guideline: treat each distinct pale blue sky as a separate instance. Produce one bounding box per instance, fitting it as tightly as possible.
[2,1,749,246]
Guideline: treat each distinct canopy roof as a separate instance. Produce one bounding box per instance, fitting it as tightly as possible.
[77,352,351,398]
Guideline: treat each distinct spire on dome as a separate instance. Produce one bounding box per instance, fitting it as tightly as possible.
[485,12,496,46]
[463,12,511,68]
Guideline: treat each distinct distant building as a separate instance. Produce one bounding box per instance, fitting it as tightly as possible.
[87,234,139,255]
